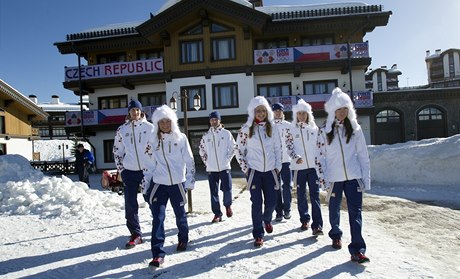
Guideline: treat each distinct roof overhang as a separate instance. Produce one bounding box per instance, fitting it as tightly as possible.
[0,79,49,121]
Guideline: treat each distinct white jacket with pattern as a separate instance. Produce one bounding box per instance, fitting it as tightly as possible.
[199,125,235,172]
[316,122,371,190]
[113,118,154,172]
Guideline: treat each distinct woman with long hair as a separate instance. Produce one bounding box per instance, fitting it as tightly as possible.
[316,88,371,263]
[142,105,195,269]
[235,96,282,248]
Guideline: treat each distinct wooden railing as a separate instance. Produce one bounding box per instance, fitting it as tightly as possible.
[30,160,76,175]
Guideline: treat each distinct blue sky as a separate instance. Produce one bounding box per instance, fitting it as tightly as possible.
[0,0,459,104]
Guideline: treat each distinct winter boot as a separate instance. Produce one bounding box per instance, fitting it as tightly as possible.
[254,237,264,248]
[265,223,273,234]
[332,239,342,249]
[351,252,370,263]
[149,257,164,270]
[176,241,187,252]
[226,206,233,218]
[125,234,142,249]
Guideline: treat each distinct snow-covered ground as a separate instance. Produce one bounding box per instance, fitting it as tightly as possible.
[0,135,459,278]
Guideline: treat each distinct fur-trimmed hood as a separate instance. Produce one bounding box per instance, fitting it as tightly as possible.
[151,105,181,138]
[292,99,316,127]
[324,88,359,132]
[244,96,274,127]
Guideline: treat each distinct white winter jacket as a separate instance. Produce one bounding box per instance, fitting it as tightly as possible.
[113,118,154,172]
[142,132,195,192]
[274,119,291,163]
[199,125,235,172]
[316,122,371,190]
[285,122,319,170]
[235,122,282,174]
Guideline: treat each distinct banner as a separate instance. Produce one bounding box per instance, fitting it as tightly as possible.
[64,58,164,81]
[254,42,369,65]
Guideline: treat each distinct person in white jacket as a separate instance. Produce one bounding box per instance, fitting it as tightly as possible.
[285,99,323,235]
[235,96,282,248]
[199,110,236,223]
[316,88,371,264]
[142,105,195,269]
[271,103,293,222]
[113,99,154,249]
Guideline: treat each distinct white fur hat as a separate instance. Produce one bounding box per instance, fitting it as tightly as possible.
[245,96,274,127]
[292,99,316,127]
[324,87,359,133]
[151,104,181,138]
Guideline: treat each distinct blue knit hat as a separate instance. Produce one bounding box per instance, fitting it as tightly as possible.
[209,111,221,120]
[128,99,142,112]
[271,102,284,111]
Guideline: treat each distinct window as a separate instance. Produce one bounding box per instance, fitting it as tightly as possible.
[304,80,337,95]
[301,36,334,46]
[211,22,234,33]
[256,39,288,50]
[181,86,206,111]
[0,115,5,134]
[181,24,203,35]
[213,83,238,109]
[181,40,204,63]
[139,92,166,106]
[52,128,67,137]
[51,115,65,122]
[212,37,235,61]
[137,49,163,60]
[418,107,443,121]
[377,73,383,91]
[258,83,291,97]
[103,140,115,163]
[39,128,50,137]
[99,95,128,110]
[376,110,400,123]
[97,52,126,64]
[449,53,455,78]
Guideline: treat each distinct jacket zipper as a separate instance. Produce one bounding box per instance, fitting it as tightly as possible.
[257,125,266,171]
[336,126,349,180]
[212,130,221,172]
[300,125,310,168]
[161,138,174,185]
[131,122,141,170]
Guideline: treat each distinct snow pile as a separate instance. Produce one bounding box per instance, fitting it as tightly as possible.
[369,134,460,186]
[0,155,124,218]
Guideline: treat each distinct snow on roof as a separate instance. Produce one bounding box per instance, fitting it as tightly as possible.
[37,103,88,112]
[157,0,253,14]
[81,21,144,33]
[256,2,370,14]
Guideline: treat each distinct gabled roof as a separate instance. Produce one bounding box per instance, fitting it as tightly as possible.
[0,79,48,120]
[137,0,269,40]
[55,0,391,53]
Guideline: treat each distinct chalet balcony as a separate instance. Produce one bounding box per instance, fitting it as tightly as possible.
[253,42,370,68]
[64,90,372,133]
[265,90,373,112]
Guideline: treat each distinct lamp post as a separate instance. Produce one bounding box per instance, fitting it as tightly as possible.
[170,89,201,213]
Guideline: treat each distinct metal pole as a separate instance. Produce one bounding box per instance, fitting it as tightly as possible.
[181,89,193,213]
[77,52,85,137]
[347,41,354,103]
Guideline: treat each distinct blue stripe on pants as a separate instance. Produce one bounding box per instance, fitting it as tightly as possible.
[208,170,233,216]
[144,182,189,258]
